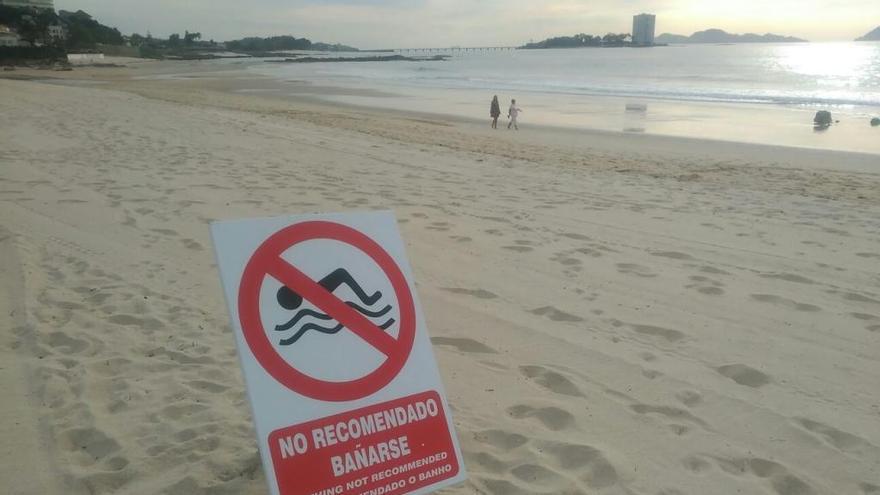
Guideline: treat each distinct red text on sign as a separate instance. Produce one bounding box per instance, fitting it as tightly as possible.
[269,391,458,495]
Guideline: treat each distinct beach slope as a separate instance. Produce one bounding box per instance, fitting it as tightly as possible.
[1,72,879,494]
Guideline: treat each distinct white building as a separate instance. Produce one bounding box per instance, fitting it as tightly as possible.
[47,23,65,40]
[0,24,23,47]
[632,13,656,46]
[0,0,55,9]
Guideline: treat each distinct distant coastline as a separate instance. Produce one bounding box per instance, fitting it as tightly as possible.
[519,29,808,50]
[855,26,880,41]
[656,29,807,44]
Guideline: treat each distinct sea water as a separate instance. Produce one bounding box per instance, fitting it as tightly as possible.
[248,42,880,152]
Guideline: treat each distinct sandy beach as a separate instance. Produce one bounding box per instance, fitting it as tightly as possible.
[1,60,879,495]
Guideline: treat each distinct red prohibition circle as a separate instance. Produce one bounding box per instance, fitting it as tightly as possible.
[238,220,416,402]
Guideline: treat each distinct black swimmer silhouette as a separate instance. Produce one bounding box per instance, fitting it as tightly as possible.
[274,268,395,346]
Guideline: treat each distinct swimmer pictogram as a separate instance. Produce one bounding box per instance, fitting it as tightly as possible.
[274,268,396,345]
[236,220,416,402]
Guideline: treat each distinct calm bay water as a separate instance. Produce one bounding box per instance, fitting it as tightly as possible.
[247,42,880,152]
[258,43,880,108]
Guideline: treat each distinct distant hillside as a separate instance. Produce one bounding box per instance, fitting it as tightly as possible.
[855,26,880,41]
[656,29,807,44]
[225,36,358,52]
[59,10,124,48]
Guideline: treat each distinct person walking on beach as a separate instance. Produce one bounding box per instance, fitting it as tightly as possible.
[508,99,522,130]
[490,95,501,129]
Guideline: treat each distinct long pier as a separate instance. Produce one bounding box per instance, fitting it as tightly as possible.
[391,47,516,53]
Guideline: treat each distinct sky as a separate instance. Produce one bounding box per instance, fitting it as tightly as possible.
[54,0,880,48]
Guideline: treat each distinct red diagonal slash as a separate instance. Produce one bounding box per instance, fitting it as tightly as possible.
[266,256,397,357]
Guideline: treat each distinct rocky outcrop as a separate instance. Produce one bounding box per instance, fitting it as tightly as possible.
[813,111,833,128]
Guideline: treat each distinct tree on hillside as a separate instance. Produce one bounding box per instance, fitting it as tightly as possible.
[129,33,145,46]
[226,35,312,52]
[602,33,629,44]
[59,10,123,48]
[168,33,181,47]
[0,6,58,46]
[184,30,201,45]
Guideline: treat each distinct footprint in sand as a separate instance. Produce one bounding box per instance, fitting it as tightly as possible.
[426,222,451,232]
[519,365,584,397]
[616,263,657,278]
[430,336,497,354]
[851,313,878,321]
[184,380,230,394]
[472,429,529,450]
[530,306,583,322]
[46,332,91,354]
[477,478,534,495]
[681,455,713,473]
[711,456,819,495]
[441,287,497,300]
[630,323,686,343]
[652,251,695,261]
[61,427,122,464]
[161,402,209,420]
[464,451,509,474]
[550,252,581,267]
[793,417,874,456]
[716,363,771,388]
[181,238,203,251]
[685,275,726,296]
[750,294,822,312]
[576,245,608,256]
[676,390,703,407]
[539,441,620,489]
[840,291,880,305]
[506,404,576,431]
[861,483,880,494]
[108,314,166,332]
[561,232,591,241]
[699,265,731,275]
[509,463,566,486]
[630,403,709,432]
[759,273,815,284]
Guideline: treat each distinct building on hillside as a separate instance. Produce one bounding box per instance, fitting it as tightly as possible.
[0,0,55,9]
[47,23,64,40]
[632,13,656,46]
[0,24,23,46]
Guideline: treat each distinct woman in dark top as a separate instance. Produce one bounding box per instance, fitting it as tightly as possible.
[490,95,501,129]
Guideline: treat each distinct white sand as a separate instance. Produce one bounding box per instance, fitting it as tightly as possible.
[1,65,879,495]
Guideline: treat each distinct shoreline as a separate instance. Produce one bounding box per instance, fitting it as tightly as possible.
[8,56,880,156]
[5,58,879,172]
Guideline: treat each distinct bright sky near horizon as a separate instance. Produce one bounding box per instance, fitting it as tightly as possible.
[54,0,879,47]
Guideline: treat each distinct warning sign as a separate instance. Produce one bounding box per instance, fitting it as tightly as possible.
[211,211,466,495]
[269,391,458,495]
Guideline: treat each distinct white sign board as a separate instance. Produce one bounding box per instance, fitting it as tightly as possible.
[211,211,466,495]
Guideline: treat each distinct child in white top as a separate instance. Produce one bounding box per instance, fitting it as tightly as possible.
[507,99,522,130]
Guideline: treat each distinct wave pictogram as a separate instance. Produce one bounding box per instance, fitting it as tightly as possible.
[274,268,395,345]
